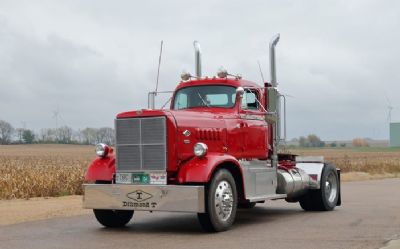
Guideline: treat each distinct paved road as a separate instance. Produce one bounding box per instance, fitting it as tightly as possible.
[1,179,399,249]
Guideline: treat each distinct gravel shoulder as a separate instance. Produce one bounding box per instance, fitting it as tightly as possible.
[0,195,90,226]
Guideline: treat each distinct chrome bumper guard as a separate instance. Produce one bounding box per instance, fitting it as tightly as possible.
[83,184,205,213]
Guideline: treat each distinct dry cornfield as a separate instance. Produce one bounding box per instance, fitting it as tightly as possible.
[1,144,400,199]
[0,144,94,199]
[291,147,400,175]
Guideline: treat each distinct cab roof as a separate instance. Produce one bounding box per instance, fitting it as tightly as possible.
[174,77,262,91]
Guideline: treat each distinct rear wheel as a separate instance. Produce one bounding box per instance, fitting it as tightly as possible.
[197,169,238,232]
[93,180,134,227]
[299,164,339,211]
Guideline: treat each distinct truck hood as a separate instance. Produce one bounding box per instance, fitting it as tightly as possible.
[117,108,233,163]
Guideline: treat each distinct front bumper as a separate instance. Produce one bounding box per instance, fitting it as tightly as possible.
[83,184,205,213]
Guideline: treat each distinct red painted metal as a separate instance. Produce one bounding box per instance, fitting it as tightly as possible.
[85,153,115,182]
[86,77,276,185]
[176,153,242,183]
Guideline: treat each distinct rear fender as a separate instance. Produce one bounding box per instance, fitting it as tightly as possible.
[85,154,115,182]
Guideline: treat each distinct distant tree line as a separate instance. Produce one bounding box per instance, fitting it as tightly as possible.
[291,134,346,148]
[298,134,326,147]
[0,119,115,145]
[293,135,369,148]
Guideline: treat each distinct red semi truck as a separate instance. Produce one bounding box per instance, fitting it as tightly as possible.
[83,34,341,232]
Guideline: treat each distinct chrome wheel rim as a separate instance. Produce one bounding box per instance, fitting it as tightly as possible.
[325,172,338,203]
[214,180,234,221]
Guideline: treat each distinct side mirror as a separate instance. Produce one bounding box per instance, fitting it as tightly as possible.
[236,87,244,98]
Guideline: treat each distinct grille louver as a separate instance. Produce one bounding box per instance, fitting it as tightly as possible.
[116,117,166,171]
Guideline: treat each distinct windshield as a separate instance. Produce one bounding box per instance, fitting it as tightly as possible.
[173,85,237,110]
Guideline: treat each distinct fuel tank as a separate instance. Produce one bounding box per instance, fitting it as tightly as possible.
[276,167,314,199]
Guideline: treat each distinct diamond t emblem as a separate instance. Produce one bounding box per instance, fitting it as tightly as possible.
[183,130,191,137]
[127,190,153,202]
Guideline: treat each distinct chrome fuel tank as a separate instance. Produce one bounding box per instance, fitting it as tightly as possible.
[277,168,315,199]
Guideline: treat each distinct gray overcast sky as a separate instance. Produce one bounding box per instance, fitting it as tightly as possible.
[0,0,399,140]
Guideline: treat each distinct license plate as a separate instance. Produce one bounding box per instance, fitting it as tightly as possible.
[132,173,150,184]
[149,172,167,185]
[115,173,132,184]
[115,172,167,185]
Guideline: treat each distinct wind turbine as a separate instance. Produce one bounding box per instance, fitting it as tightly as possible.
[52,107,60,130]
[385,94,394,124]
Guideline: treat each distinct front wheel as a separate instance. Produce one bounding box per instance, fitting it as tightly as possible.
[299,163,340,211]
[93,209,134,228]
[197,169,238,232]
[93,180,134,227]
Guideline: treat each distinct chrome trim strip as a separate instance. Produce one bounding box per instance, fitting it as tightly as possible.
[239,114,265,121]
[248,194,286,202]
[139,117,143,169]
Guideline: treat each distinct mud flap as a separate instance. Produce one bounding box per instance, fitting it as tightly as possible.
[337,169,342,206]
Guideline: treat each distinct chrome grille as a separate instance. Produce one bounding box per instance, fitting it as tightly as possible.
[116,117,166,171]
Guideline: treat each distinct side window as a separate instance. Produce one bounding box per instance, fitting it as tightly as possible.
[176,93,187,110]
[241,90,259,110]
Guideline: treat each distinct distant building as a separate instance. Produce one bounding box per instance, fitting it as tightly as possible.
[390,123,400,147]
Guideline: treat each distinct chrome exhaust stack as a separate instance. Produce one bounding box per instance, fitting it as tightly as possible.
[193,41,202,77]
[269,34,280,87]
[267,34,281,170]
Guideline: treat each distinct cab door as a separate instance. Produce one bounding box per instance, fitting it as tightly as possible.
[239,89,268,159]
[239,89,276,198]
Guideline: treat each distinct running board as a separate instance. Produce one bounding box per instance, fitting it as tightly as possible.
[248,194,287,202]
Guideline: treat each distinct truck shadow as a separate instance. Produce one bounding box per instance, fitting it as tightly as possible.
[98,206,305,234]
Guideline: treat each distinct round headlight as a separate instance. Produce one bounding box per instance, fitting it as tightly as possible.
[194,142,208,157]
[95,143,109,157]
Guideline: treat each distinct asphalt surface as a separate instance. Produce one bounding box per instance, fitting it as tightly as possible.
[1,179,399,249]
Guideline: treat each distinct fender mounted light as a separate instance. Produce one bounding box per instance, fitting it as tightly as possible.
[194,142,208,157]
[95,143,110,157]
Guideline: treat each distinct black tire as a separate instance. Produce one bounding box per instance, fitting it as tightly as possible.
[197,169,238,232]
[299,164,340,211]
[93,209,134,228]
[93,180,134,227]
[238,202,256,209]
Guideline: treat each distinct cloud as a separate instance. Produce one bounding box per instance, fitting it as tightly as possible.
[0,0,399,140]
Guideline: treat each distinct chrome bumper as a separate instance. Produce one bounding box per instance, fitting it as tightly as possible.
[83,184,205,213]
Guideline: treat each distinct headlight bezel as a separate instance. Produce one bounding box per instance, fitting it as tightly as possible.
[95,143,110,157]
[193,142,208,157]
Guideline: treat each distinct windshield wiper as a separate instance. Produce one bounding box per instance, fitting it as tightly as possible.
[197,92,210,107]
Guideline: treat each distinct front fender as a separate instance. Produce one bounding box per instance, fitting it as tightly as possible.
[177,153,242,183]
[85,154,115,182]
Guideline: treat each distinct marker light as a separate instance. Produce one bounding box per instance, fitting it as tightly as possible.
[217,67,228,78]
[181,71,191,81]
